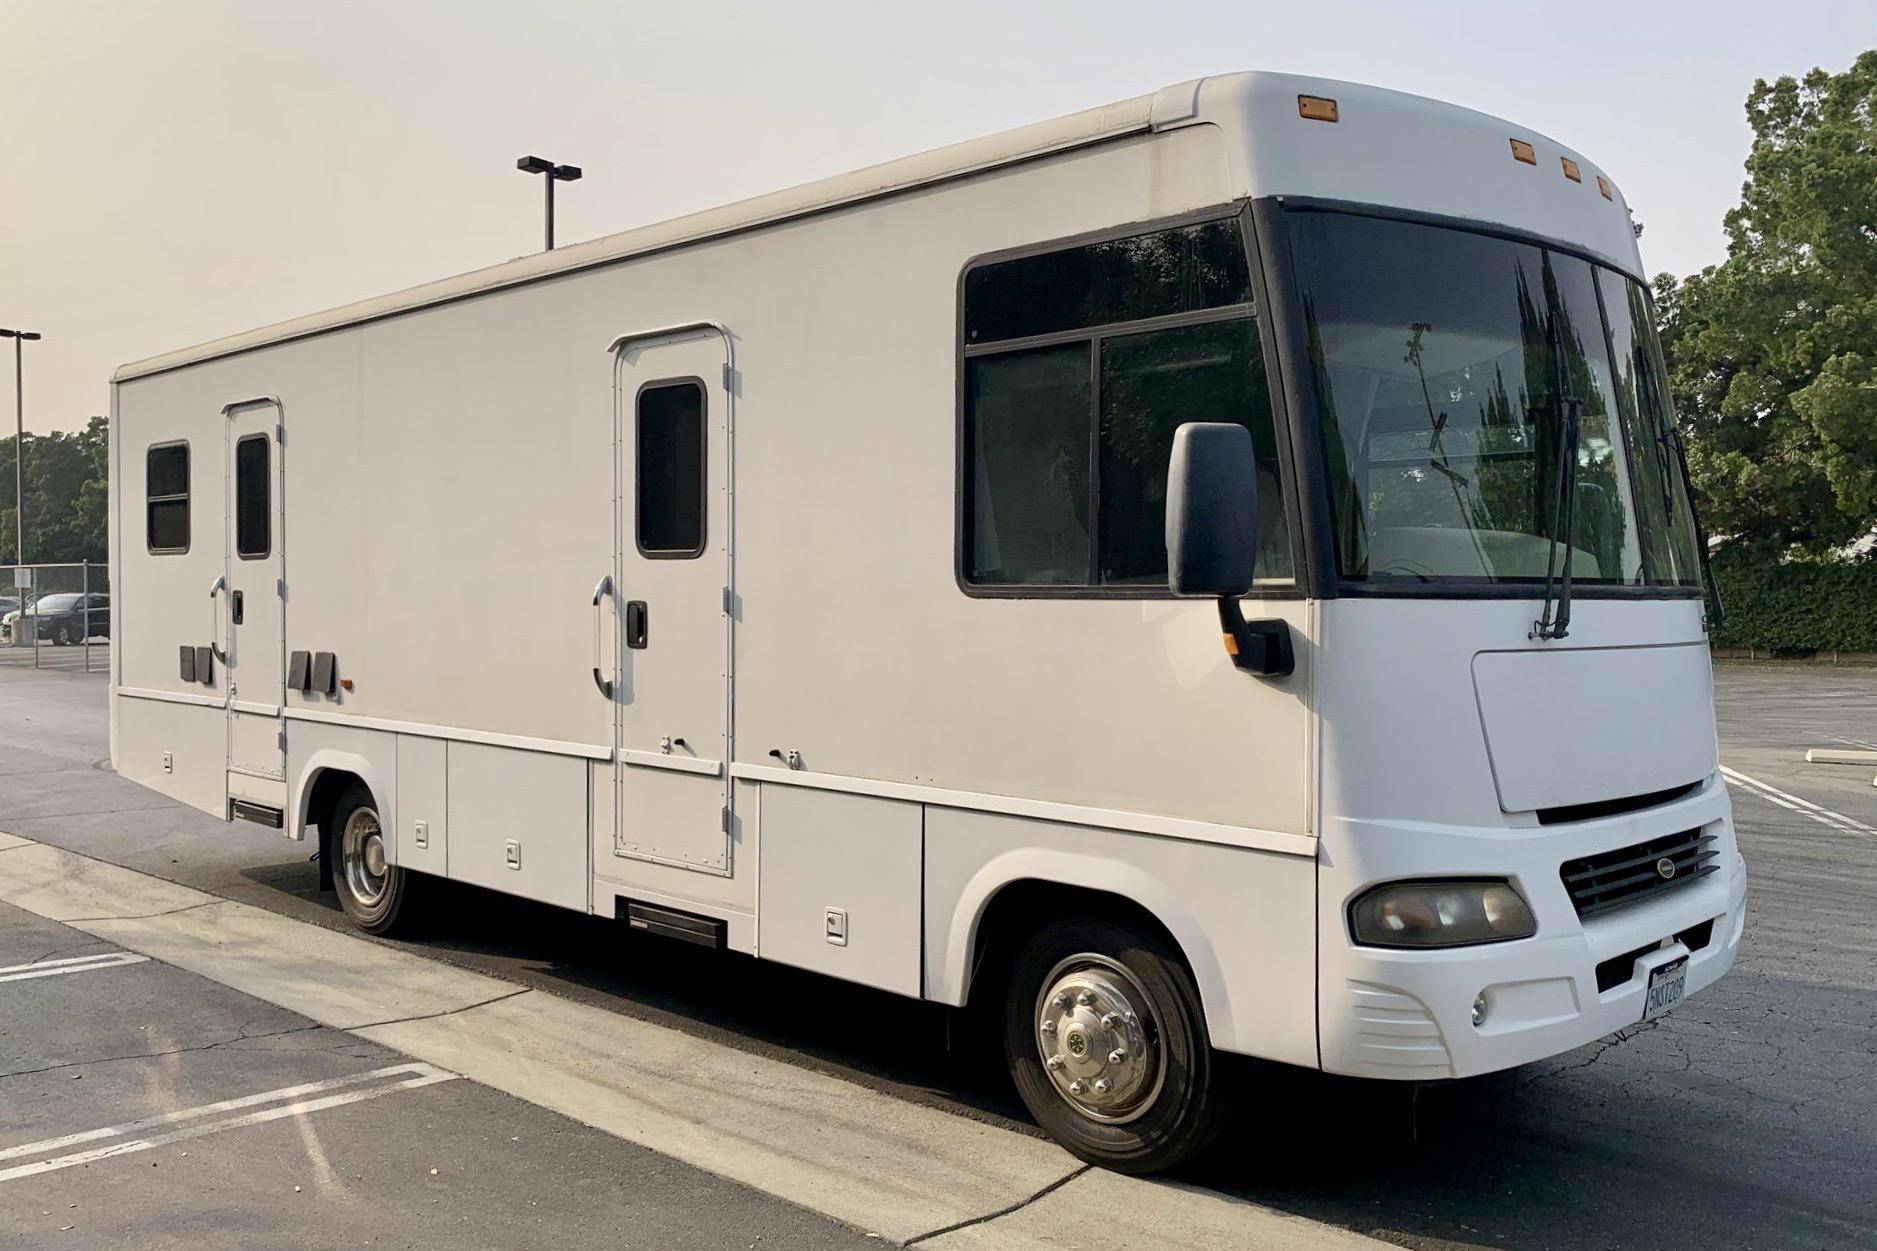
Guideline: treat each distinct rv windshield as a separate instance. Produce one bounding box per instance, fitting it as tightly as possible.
[1286,211,1701,590]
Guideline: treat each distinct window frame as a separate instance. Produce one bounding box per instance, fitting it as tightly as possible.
[233,432,272,561]
[145,440,191,555]
[633,375,709,561]
[1260,195,1705,603]
[953,203,1305,600]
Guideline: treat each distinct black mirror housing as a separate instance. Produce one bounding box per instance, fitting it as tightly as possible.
[1165,422,1259,598]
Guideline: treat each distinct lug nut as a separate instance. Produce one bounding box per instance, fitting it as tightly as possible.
[1052,992,1070,1009]
[1093,1078,1111,1095]
[1068,1080,1086,1096]
[1045,1054,1064,1070]
[1040,1019,1056,1035]
[1099,1012,1120,1029]
[1076,989,1095,1006]
[1108,1048,1127,1064]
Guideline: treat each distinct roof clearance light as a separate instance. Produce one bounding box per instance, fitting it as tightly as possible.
[1297,95,1339,123]
[1596,175,1614,201]
[1509,139,1537,165]
[1560,157,1582,183]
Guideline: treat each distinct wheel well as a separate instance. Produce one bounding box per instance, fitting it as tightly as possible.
[964,879,1188,1009]
[302,768,367,892]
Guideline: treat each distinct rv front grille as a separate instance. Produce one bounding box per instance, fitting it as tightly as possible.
[1560,827,1718,920]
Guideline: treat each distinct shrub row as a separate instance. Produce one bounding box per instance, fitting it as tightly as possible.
[1710,548,1877,655]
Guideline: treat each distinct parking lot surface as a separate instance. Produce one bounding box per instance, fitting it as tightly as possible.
[3,659,1875,1249]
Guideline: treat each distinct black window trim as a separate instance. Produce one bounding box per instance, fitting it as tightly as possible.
[953,201,1306,601]
[145,439,191,555]
[1261,195,1705,603]
[233,431,272,561]
[633,375,709,560]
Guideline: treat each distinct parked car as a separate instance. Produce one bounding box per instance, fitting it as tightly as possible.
[1,593,110,644]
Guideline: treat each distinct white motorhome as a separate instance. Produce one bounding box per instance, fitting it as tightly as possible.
[110,72,1746,1171]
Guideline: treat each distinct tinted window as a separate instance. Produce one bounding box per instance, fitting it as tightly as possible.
[235,434,271,559]
[146,443,190,553]
[965,219,1252,344]
[962,217,1291,590]
[637,381,706,557]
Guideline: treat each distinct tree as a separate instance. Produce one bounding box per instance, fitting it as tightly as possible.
[0,416,110,565]
[1654,50,1877,553]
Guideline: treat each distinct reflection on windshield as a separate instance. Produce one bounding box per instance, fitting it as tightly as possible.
[1288,212,1699,588]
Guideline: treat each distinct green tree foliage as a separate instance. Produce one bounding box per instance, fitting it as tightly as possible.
[1654,51,1877,552]
[0,416,110,565]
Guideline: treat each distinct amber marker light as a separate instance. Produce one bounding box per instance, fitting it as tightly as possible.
[1509,138,1537,165]
[1297,95,1339,122]
[1560,157,1582,183]
[1596,175,1614,200]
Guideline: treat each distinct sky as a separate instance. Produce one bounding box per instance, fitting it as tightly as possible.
[1,0,1871,434]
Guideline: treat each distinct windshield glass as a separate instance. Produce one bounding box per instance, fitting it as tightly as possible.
[1287,211,1700,588]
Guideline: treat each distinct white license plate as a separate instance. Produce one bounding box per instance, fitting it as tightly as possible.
[1642,955,1688,1021]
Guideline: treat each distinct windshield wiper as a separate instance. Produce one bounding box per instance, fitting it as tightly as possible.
[1669,426,1726,633]
[1531,394,1583,640]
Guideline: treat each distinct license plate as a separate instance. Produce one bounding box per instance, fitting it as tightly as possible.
[1642,955,1688,1021]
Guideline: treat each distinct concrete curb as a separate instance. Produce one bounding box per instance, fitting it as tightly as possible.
[0,832,1386,1249]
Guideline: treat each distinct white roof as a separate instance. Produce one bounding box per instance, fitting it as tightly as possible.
[116,71,1638,382]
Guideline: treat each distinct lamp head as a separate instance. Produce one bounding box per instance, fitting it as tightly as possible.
[516,155,554,175]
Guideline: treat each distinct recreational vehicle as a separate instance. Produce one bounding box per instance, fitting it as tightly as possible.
[109,72,1746,1171]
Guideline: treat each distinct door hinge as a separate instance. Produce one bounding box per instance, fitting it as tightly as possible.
[721,363,734,391]
[275,424,285,445]
[720,805,731,834]
[721,586,733,615]
[277,729,287,753]
[276,577,285,598]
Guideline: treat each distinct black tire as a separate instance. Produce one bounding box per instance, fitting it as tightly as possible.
[1001,915,1225,1174]
[328,781,420,935]
[53,624,73,646]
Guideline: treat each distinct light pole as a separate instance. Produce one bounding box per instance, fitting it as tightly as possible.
[516,155,582,251]
[0,328,39,567]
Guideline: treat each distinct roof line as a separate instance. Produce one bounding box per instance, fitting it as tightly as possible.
[115,84,1185,383]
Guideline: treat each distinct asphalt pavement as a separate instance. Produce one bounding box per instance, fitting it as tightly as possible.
[2,659,1874,1249]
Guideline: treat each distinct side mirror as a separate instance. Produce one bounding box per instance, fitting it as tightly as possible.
[1164,422,1294,677]
[1166,422,1259,597]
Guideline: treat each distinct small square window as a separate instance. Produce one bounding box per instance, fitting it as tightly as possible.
[146,443,190,554]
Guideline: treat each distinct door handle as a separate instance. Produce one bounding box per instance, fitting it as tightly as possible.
[591,575,615,698]
[625,601,648,650]
[208,576,228,663]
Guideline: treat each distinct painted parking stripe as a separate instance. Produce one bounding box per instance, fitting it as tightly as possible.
[0,951,149,983]
[1720,766,1876,836]
[0,1062,457,1182]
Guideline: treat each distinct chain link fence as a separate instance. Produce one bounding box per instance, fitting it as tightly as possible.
[1,562,110,674]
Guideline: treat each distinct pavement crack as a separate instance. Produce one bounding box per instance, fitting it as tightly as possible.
[345,986,532,1032]
[58,899,220,924]
[902,1164,1092,1245]
[0,1022,326,1082]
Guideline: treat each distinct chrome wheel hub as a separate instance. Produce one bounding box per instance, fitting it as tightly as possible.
[1035,955,1161,1123]
[341,807,389,907]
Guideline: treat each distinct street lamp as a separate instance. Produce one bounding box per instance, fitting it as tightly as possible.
[516,155,582,251]
[0,328,39,567]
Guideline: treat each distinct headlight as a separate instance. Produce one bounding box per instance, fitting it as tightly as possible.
[1349,879,1536,949]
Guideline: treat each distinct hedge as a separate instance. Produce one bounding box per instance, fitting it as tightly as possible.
[1709,548,1877,655]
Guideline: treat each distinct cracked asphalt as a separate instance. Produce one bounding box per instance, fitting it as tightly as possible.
[3,660,1874,1249]
[0,896,882,1250]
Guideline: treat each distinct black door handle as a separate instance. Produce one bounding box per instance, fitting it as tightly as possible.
[231,590,244,625]
[625,600,648,649]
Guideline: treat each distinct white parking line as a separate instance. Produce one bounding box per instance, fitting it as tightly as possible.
[1720,766,1877,837]
[0,951,149,983]
[0,1062,457,1183]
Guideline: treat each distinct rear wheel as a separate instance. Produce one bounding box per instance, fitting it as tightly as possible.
[329,782,419,935]
[1001,916,1225,1173]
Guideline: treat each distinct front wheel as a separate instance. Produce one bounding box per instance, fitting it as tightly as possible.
[329,782,420,935]
[1002,916,1225,1173]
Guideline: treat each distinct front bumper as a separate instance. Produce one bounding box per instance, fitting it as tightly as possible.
[1319,775,1746,1080]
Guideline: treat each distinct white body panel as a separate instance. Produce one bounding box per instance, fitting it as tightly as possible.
[108,70,1738,1078]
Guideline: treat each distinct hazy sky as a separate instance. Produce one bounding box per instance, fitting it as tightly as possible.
[2,0,1871,433]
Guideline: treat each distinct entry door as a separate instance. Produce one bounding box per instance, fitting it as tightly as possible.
[613,333,732,872]
[225,400,286,801]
